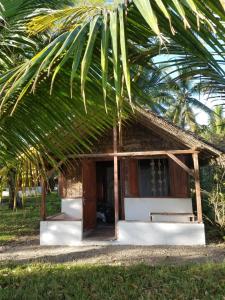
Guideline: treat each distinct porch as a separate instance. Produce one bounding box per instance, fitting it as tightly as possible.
[40,194,205,246]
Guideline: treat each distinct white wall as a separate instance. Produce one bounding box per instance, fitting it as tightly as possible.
[125,197,193,222]
[18,186,42,197]
[2,187,42,197]
[117,221,205,245]
[40,197,83,246]
[61,198,82,219]
[40,221,82,245]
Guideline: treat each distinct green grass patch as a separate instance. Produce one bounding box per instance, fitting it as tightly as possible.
[0,193,60,246]
[0,262,224,300]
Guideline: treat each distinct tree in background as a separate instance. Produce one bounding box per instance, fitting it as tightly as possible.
[0,0,73,209]
[199,105,225,240]
[134,66,213,132]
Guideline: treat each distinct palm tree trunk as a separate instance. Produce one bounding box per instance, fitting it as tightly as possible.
[8,168,16,209]
[8,168,22,209]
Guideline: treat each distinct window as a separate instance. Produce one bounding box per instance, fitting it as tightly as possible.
[138,158,169,197]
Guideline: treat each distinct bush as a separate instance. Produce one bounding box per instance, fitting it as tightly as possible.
[201,161,225,241]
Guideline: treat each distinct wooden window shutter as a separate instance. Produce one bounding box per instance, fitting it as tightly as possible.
[128,159,139,197]
[169,155,189,197]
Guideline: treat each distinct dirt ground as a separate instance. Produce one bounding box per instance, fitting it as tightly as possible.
[0,235,224,266]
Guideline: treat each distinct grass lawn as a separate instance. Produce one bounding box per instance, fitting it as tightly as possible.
[0,193,60,245]
[0,262,224,300]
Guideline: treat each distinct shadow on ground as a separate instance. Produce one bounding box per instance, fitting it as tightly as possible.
[0,235,224,266]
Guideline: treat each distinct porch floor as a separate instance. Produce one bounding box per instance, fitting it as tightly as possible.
[83,224,115,242]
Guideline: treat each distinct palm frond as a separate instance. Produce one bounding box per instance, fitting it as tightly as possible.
[1,0,225,113]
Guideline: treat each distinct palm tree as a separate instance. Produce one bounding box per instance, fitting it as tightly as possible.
[1,1,225,112]
[0,0,73,73]
[0,0,75,208]
[211,105,225,135]
[199,105,225,148]
[161,72,213,132]
[130,64,213,131]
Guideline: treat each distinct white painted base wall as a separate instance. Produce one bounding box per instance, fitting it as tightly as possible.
[40,198,83,246]
[117,221,205,245]
[61,198,82,218]
[125,197,193,222]
[40,197,205,246]
[40,221,82,246]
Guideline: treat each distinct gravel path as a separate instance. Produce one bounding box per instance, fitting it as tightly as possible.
[0,236,224,266]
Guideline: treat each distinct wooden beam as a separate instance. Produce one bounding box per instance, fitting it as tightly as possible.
[192,153,203,223]
[74,149,199,159]
[167,153,194,177]
[113,126,119,238]
[40,178,47,221]
[119,128,125,220]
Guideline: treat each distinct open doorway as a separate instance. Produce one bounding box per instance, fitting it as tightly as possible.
[83,160,115,241]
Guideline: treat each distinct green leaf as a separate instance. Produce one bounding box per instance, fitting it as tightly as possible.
[81,15,100,112]
[110,9,122,111]
[133,0,161,37]
[50,26,89,95]
[154,0,175,34]
[70,24,89,97]
[172,0,190,28]
[119,4,131,102]
[101,13,110,112]
[219,0,225,11]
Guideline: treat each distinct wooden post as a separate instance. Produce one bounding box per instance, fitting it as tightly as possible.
[192,153,203,223]
[113,126,119,238]
[40,178,47,221]
[120,160,125,220]
[118,124,125,221]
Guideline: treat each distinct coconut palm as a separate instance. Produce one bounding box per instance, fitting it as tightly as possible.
[211,105,225,135]
[1,1,225,112]
[161,72,214,132]
[0,0,73,73]
[128,63,214,131]
[0,0,77,208]
[200,105,225,148]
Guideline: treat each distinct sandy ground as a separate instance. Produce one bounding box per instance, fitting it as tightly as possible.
[0,235,224,266]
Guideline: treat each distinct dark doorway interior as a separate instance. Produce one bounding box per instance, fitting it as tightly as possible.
[96,161,115,225]
[84,161,115,241]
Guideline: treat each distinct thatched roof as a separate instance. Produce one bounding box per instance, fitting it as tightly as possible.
[135,107,224,160]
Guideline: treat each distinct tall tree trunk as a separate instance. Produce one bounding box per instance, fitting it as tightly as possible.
[8,168,22,209]
[8,168,16,209]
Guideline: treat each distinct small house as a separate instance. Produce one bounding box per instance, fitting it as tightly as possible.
[40,107,224,246]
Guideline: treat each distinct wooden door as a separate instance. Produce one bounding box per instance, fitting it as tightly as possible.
[82,160,97,231]
[128,159,139,197]
[169,155,189,197]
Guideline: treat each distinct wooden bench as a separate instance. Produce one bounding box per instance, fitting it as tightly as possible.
[149,212,195,222]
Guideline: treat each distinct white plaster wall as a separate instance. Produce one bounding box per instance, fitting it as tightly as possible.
[18,186,42,197]
[2,189,9,197]
[3,186,42,198]
[117,221,205,245]
[40,221,82,245]
[125,197,193,222]
[61,198,82,219]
